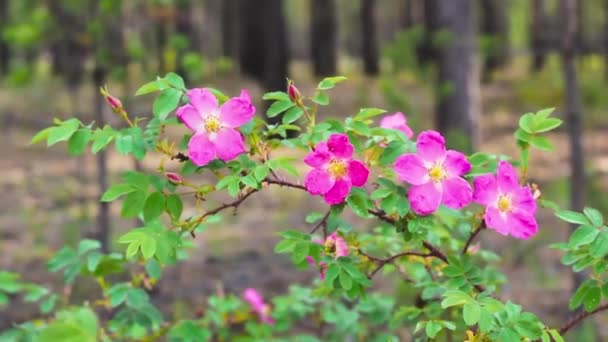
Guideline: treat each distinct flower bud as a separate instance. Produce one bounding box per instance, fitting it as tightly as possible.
[287,80,301,103]
[165,172,183,184]
[100,86,124,113]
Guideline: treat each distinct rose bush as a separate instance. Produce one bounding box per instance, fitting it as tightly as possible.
[2,73,604,341]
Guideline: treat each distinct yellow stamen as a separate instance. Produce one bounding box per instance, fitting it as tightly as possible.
[428,164,446,182]
[497,195,512,212]
[327,159,347,179]
[204,116,221,133]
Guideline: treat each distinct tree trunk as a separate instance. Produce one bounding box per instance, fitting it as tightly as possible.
[175,0,195,80]
[480,0,509,82]
[605,0,608,80]
[92,68,110,253]
[561,0,586,292]
[361,0,379,76]
[221,0,239,60]
[434,0,481,153]
[238,0,266,80]
[0,0,10,76]
[310,0,337,76]
[530,0,547,72]
[417,0,440,65]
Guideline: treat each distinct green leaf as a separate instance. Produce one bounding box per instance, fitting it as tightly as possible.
[346,188,372,218]
[519,113,536,133]
[584,285,602,311]
[163,72,185,90]
[40,294,58,313]
[91,127,115,153]
[317,76,347,90]
[120,191,146,218]
[253,165,270,182]
[153,88,182,121]
[145,259,162,280]
[339,269,353,290]
[135,80,166,96]
[569,280,597,310]
[262,91,290,101]
[166,194,183,220]
[282,106,304,124]
[266,100,294,118]
[530,136,554,151]
[292,242,310,263]
[39,323,93,342]
[441,290,472,308]
[590,233,608,258]
[535,117,562,133]
[514,128,533,143]
[425,321,443,339]
[67,129,91,156]
[463,302,481,325]
[77,239,101,256]
[354,108,386,121]
[556,210,590,225]
[31,127,53,144]
[274,239,296,254]
[325,264,340,284]
[568,225,599,249]
[216,175,240,190]
[584,207,604,227]
[143,192,165,222]
[101,183,136,202]
[241,174,259,189]
[47,119,80,146]
[312,91,329,106]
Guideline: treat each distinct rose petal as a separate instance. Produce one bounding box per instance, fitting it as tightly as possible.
[327,134,354,159]
[394,154,429,185]
[416,130,446,162]
[305,169,335,195]
[176,104,203,132]
[408,181,442,215]
[484,206,510,236]
[441,177,472,209]
[380,112,414,139]
[186,88,218,115]
[323,178,352,205]
[214,128,245,161]
[219,89,256,128]
[473,174,499,206]
[507,210,539,240]
[304,144,331,168]
[497,160,519,193]
[444,150,471,176]
[347,160,369,187]
[188,133,216,166]
[512,186,537,213]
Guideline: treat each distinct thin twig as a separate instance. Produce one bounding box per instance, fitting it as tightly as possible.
[310,210,330,234]
[559,303,608,335]
[462,222,486,255]
[359,249,434,279]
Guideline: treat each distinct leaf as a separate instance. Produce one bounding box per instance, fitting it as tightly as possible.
[282,106,304,124]
[514,128,532,143]
[325,264,340,284]
[163,72,185,90]
[77,240,101,256]
[135,80,166,96]
[165,194,183,220]
[153,88,182,121]
[425,321,443,339]
[31,127,53,144]
[518,113,536,133]
[266,100,294,118]
[535,117,562,133]
[530,136,554,151]
[463,302,481,325]
[312,91,329,105]
[584,207,604,227]
[262,91,290,101]
[569,280,597,310]
[568,225,599,249]
[354,108,386,121]
[346,189,372,218]
[91,127,116,153]
[120,191,146,218]
[67,129,91,156]
[292,242,310,264]
[40,294,58,313]
[339,269,352,290]
[441,290,472,308]
[584,285,602,311]
[317,76,347,90]
[590,233,608,258]
[274,239,296,254]
[47,119,80,146]
[145,259,162,280]
[241,174,259,189]
[101,183,136,202]
[143,192,165,222]
[556,210,590,225]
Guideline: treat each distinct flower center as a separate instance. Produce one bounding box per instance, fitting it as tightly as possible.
[497,195,512,213]
[327,159,347,179]
[428,164,447,182]
[203,116,221,133]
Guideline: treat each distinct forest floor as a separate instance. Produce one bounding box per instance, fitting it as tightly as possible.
[1,62,608,339]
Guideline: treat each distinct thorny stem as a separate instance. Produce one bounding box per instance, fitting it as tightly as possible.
[462,221,486,255]
[310,210,330,236]
[359,249,434,279]
[558,303,608,335]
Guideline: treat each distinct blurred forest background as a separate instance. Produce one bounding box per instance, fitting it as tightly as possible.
[2,0,608,338]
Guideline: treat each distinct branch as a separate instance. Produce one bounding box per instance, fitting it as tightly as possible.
[264,178,306,190]
[359,249,433,279]
[310,210,330,235]
[559,304,608,335]
[462,221,486,255]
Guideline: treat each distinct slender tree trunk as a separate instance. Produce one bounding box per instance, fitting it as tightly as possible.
[221,0,239,60]
[531,0,548,72]
[0,0,10,76]
[361,0,379,76]
[561,0,586,291]
[310,0,337,76]
[93,68,110,253]
[480,0,509,82]
[175,0,194,80]
[435,0,481,153]
[605,0,608,80]
[417,0,440,65]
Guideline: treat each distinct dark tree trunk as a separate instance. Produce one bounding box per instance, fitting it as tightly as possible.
[605,0,608,80]
[401,0,416,28]
[361,0,379,76]
[0,0,10,76]
[175,0,195,80]
[561,0,586,291]
[435,0,481,153]
[417,0,440,65]
[221,0,239,59]
[310,0,337,76]
[480,0,509,82]
[92,68,110,253]
[531,0,548,72]
[238,0,266,80]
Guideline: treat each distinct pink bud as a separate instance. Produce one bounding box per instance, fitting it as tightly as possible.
[106,95,123,110]
[165,172,183,184]
[287,81,301,102]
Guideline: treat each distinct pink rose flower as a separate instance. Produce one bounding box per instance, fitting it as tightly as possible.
[307,232,349,280]
[176,88,255,166]
[304,134,370,205]
[394,130,472,215]
[473,161,538,239]
[380,112,414,139]
[243,288,274,325]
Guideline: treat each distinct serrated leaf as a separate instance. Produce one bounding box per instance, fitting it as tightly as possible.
[120,191,146,218]
[590,233,608,258]
[535,117,562,133]
[568,225,599,248]
[165,194,183,220]
[463,302,481,325]
[143,192,165,222]
[530,136,554,151]
[312,91,329,105]
[556,210,590,225]
[262,91,290,101]
[101,184,136,202]
[425,321,442,339]
[135,80,165,96]
[583,207,603,227]
[67,129,91,156]
[153,88,182,121]
[282,106,304,124]
[519,113,536,133]
[266,100,294,118]
[354,108,386,121]
[339,269,352,290]
[292,242,310,263]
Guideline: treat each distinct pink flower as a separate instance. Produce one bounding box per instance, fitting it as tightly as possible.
[304,134,370,205]
[394,130,472,215]
[307,232,349,280]
[287,81,301,103]
[165,172,183,184]
[380,112,414,139]
[473,161,538,239]
[176,88,255,166]
[243,288,274,325]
